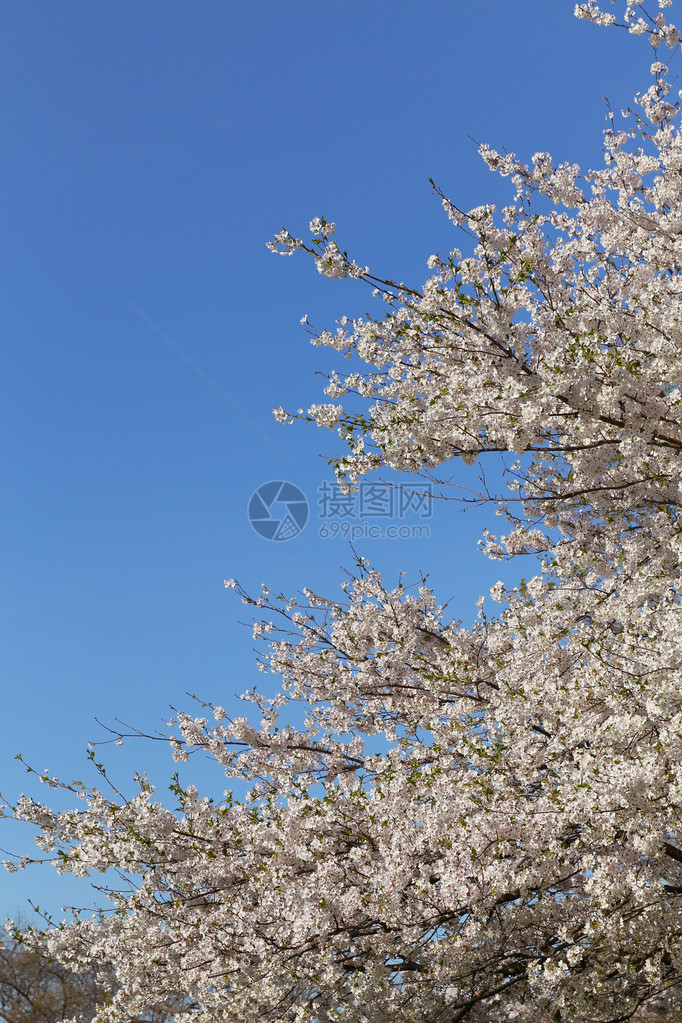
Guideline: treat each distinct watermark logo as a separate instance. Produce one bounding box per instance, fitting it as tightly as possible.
[248,481,309,541]
[248,480,432,541]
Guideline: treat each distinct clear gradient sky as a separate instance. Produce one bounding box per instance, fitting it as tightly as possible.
[0,1,653,920]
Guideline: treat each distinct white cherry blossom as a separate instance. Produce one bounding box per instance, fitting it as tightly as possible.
[5,4,682,1022]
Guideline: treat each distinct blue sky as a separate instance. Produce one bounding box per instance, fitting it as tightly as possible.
[0,0,655,919]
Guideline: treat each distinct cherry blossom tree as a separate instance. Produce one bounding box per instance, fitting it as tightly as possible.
[5,2,682,1020]
[0,932,183,1023]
